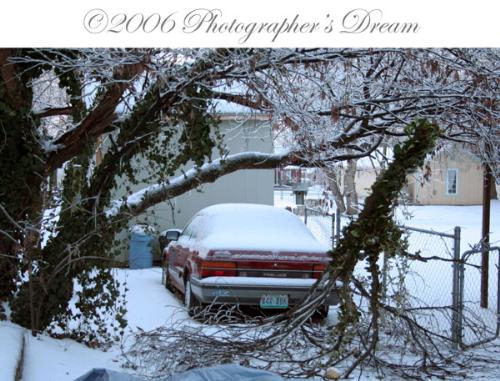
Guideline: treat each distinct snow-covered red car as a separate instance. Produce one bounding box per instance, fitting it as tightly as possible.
[161,203,337,316]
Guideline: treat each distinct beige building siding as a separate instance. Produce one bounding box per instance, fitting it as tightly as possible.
[351,145,483,206]
[407,148,483,205]
[112,116,274,261]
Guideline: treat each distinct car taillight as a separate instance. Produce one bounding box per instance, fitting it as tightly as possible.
[200,261,237,278]
[312,264,327,279]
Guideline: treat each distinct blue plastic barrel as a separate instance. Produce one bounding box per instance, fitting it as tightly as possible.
[129,225,154,269]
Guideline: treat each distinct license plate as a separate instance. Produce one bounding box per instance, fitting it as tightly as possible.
[259,294,289,309]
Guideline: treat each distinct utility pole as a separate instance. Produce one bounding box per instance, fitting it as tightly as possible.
[480,163,492,308]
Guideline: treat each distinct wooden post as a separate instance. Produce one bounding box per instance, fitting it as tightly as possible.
[480,164,492,308]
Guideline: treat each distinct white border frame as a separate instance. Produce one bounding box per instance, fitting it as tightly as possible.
[0,0,499,47]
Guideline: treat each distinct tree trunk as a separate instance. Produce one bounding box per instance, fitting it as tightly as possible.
[344,159,359,215]
[0,50,46,323]
[326,119,439,352]
[324,167,346,214]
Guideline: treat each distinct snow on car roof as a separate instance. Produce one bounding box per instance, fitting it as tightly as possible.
[184,203,328,253]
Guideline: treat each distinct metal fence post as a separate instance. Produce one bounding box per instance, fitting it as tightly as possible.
[304,206,308,225]
[451,226,461,348]
[331,212,335,249]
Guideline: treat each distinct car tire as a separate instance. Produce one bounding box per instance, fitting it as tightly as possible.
[184,277,201,317]
[315,304,329,320]
[162,262,171,290]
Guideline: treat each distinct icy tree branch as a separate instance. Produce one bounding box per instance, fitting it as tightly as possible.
[106,150,297,219]
[46,57,149,171]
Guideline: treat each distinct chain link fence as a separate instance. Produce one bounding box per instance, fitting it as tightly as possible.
[295,206,344,249]
[383,226,460,345]
[458,247,500,347]
[385,230,499,349]
[295,206,499,349]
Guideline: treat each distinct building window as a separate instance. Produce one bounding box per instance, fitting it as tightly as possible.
[446,168,458,195]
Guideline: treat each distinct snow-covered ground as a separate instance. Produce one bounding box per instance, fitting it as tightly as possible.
[1,193,499,381]
[0,269,188,381]
[0,321,24,381]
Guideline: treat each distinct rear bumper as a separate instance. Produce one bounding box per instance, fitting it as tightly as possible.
[190,276,338,306]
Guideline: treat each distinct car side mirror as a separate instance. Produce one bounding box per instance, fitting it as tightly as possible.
[165,229,181,241]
